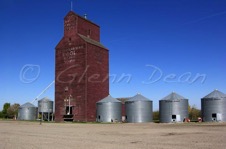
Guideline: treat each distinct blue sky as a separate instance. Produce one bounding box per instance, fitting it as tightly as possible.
[0,0,226,110]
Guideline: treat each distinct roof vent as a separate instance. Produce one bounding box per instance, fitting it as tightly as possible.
[84,14,87,19]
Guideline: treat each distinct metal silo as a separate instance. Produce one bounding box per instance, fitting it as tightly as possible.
[18,102,37,121]
[38,97,54,121]
[125,94,153,123]
[96,95,122,122]
[159,92,188,123]
[201,89,226,122]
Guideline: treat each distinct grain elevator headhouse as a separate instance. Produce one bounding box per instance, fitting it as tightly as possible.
[55,11,109,122]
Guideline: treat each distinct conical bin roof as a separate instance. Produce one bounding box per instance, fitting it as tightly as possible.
[126,93,151,102]
[97,95,121,103]
[160,92,187,101]
[20,102,36,108]
[38,97,52,102]
[202,89,226,100]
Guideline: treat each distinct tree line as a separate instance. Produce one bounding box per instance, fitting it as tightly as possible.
[0,103,20,119]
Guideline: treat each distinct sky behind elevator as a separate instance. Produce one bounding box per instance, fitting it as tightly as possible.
[0,0,226,110]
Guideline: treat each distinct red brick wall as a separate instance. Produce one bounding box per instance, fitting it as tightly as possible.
[86,44,109,121]
[55,11,108,122]
[55,36,87,122]
[77,16,100,42]
[63,11,100,41]
[63,11,77,37]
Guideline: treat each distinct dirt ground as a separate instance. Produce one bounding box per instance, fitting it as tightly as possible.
[0,120,226,149]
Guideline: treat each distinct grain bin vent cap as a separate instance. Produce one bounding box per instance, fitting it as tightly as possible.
[97,95,121,103]
[202,89,226,99]
[127,93,152,102]
[20,102,36,108]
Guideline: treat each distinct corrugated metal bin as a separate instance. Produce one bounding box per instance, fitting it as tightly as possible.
[96,95,122,122]
[18,102,37,121]
[201,89,226,122]
[159,92,188,123]
[125,93,153,123]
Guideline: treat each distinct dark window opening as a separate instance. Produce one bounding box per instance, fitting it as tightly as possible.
[65,106,73,115]
[212,113,217,118]
[88,29,91,35]
[172,115,176,119]
[98,115,100,120]
[87,29,91,38]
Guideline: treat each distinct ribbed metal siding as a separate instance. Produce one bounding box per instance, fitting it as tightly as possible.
[159,99,188,123]
[201,98,226,122]
[125,101,153,123]
[96,102,122,122]
[38,100,53,113]
[18,107,37,120]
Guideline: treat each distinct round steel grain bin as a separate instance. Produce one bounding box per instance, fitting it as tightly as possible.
[201,90,226,122]
[125,94,153,123]
[38,97,53,113]
[18,102,37,121]
[96,95,122,122]
[159,92,188,123]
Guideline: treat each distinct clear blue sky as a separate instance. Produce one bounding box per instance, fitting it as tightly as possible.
[0,0,226,110]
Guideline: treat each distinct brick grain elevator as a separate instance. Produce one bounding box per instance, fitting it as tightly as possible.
[55,11,109,122]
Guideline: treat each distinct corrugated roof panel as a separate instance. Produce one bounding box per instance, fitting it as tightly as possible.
[78,34,107,49]
[38,97,51,102]
[97,95,121,103]
[20,102,36,108]
[126,93,151,102]
[161,92,187,101]
[203,89,226,99]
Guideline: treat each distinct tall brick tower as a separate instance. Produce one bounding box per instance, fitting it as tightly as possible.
[55,11,109,122]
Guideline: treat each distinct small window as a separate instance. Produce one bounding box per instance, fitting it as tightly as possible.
[172,115,176,119]
[88,29,91,35]
[98,115,100,120]
[212,113,217,118]
[65,106,73,115]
